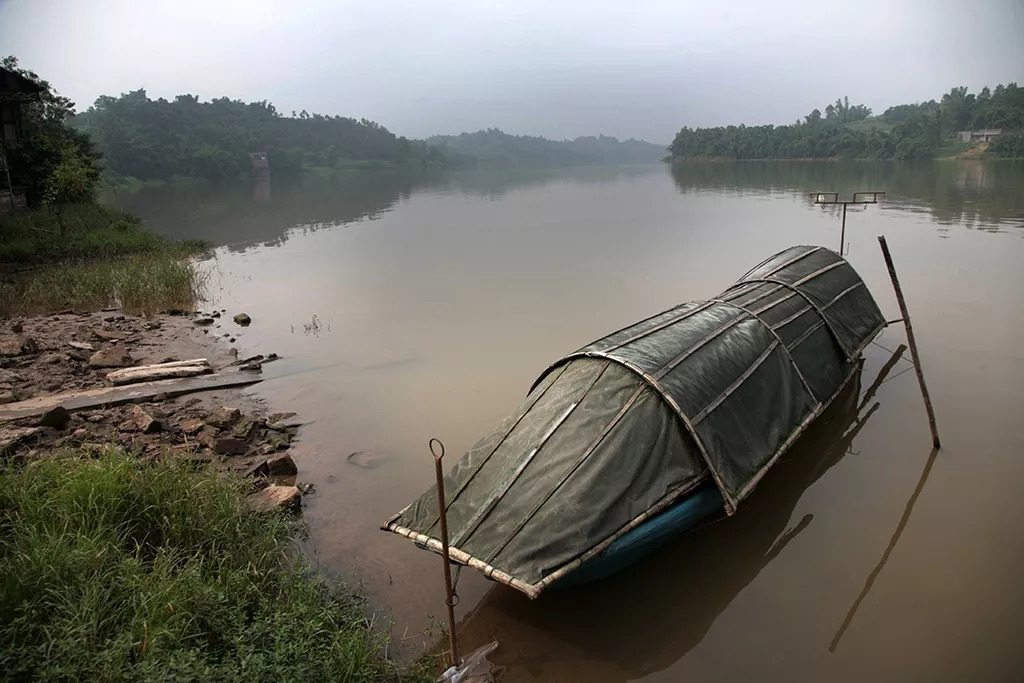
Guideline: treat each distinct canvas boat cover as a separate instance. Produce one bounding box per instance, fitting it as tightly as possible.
[383,245,885,598]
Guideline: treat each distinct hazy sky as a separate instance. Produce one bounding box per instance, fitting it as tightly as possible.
[1,0,1021,143]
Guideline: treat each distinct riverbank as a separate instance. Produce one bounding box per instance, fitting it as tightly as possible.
[0,204,209,316]
[0,192,436,678]
[0,306,432,680]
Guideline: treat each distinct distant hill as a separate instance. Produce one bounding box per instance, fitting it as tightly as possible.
[427,128,666,167]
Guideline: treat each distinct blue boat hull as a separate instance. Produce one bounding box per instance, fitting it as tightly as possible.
[555,483,724,588]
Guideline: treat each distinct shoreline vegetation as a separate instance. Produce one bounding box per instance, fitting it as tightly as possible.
[0,204,208,317]
[667,84,1024,162]
[0,451,430,681]
[1,56,436,680]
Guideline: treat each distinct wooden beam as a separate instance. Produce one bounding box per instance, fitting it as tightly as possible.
[0,374,262,421]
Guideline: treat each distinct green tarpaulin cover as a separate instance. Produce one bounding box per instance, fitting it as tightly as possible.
[384,245,884,598]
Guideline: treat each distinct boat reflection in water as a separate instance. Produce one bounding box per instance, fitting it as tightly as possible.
[453,349,903,682]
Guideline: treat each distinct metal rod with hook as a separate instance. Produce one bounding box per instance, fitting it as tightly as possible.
[429,438,460,667]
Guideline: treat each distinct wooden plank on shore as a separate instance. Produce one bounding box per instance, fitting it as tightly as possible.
[0,374,263,421]
[107,366,212,385]
[106,360,212,386]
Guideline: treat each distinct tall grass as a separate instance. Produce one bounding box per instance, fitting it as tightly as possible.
[0,252,207,316]
[0,450,410,681]
[0,203,192,264]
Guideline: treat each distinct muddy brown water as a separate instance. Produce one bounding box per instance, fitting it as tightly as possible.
[114,161,1024,681]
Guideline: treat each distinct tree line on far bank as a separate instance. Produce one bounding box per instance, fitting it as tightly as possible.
[70,90,445,182]
[669,84,1024,161]
[427,129,666,167]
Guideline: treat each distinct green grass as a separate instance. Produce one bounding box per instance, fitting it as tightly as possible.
[0,203,196,264]
[0,202,210,316]
[0,450,420,681]
[0,252,207,316]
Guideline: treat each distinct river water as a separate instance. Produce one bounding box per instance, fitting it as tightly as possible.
[113,161,1024,681]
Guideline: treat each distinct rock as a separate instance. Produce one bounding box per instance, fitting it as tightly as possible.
[266,353,279,361]
[206,406,241,428]
[347,450,391,469]
[213,436,247,455]
[10,320,23,333]
[194,317,215,326]
[264,430,292,451]
[68,341,95,352]
[0,335,38,356]
[266,453,297,476]
[71,427,88,440]
[266,412,299,430]
[37,352,66,365]
[39,406,71,429]
[178,418,204,435]
[247,485,300,513]
[181,397,202,408]
[42,378,64,392]
[0,426,40,454]
[144,321,161,331]
[89,345,134,368]
[297,482,316,495]
[197,425,220,449]
[233,313,252,326]
[125,404,160,433]
[0,387,16,404]
[231,418,258,440]
[211,311,221,318]
[246,459,270,478]
[0,368,20,384]
[92,328,124,342]
[229,337,236,343]
[239,362,262,372]
[103,315,125,322]
[87,413,105,423]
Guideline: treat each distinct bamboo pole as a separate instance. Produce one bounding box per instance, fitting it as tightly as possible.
[877,236,941,448]
[429,438,459,667]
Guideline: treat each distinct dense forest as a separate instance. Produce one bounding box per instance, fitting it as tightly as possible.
[1,57,102,206]
[70,90,445,181]
[669,84,1024,160]
[427,129,665,166]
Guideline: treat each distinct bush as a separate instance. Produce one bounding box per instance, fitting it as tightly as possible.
[0,451,409,681]
[0,203,173,264]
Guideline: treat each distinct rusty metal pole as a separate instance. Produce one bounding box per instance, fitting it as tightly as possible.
[840,203,847,254]
[429,438,460,667]
[877,236,941,449]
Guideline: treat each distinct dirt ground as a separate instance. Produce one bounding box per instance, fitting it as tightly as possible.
[0,309,308,489]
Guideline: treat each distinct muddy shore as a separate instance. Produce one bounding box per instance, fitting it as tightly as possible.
[0,309,309,499]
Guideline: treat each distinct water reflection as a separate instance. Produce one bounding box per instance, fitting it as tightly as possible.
[106,161,1024,252]
[454,354,901,681]
[105,171,424,249]
[669,160,1024,233]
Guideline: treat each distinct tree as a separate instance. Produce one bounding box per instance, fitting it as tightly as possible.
[1,56,101,206]
[43,145,96,234]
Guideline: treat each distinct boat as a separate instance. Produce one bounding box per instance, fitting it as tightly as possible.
[382,245,885,599]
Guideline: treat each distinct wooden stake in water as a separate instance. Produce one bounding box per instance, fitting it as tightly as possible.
[429,438,460,667]
[877,236,941,449]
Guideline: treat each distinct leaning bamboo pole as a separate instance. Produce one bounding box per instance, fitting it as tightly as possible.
[877,236,941,449]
